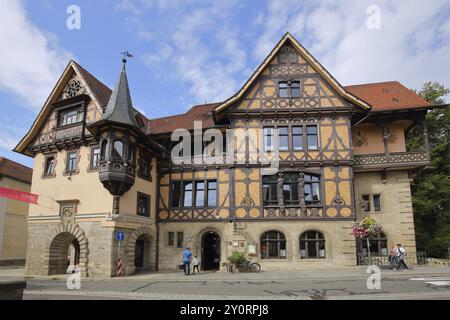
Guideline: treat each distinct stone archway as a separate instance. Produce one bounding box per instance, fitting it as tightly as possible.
[45,222,88,276]
[125,226,156,275]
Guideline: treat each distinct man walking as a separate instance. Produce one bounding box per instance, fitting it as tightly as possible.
[181,246,192,275]
[395,244,409,270]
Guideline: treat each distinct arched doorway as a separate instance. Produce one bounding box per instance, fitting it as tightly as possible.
[48,232,80,275]
[134,234,151,271]
[202,231,221,270]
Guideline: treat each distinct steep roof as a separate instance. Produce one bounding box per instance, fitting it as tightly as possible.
[147,103,219,135]
[345,81,431,112]
[73,61,112,107]
[214,32,372,113]
[0,157,32,184]
[99,61,141,129]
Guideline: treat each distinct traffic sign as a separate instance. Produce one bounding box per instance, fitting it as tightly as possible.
[116,231,125,241]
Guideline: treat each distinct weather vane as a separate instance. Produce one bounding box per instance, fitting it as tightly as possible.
[121,51,133,65]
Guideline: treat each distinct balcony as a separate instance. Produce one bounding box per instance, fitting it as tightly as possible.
[54,123,84,140]
[353,151,429,171]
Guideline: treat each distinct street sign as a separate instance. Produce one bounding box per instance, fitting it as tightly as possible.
[116,231,125,241]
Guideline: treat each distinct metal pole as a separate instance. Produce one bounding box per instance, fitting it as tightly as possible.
[366,237,372,266]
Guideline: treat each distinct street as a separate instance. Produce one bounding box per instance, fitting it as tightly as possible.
[2,266,449,300]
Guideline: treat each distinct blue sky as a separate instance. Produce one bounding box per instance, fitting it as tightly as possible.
[1,0,450,168]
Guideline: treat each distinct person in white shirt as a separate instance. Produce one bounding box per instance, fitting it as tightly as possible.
[192,256,200,274]
[395,244,409,270]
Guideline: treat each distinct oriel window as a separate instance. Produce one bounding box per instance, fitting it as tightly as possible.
[112,140,124,159]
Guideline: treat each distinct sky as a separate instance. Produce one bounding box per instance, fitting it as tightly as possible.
[1,0,450,168]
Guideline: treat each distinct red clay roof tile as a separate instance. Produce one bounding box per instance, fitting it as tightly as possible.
[0,157,32,184]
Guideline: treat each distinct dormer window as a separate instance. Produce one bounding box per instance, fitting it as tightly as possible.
[58,108,83,127]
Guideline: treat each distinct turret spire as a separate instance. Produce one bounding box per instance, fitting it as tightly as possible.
[101,52,139,129]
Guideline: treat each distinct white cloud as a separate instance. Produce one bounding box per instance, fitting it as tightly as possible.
[255,0,450,93]
[0,0,72,111]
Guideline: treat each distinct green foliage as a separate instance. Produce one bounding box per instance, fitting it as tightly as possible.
[227,251,247,265]
[412,81,450,258]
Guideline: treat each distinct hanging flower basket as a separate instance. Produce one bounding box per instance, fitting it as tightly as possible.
[352,217,383,238]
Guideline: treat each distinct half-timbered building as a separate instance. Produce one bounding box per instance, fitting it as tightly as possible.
[15,33,435,276]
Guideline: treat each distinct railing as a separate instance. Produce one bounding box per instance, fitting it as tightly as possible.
[357,252,427,266]
[54,123,84,140]
[354,151,429,168]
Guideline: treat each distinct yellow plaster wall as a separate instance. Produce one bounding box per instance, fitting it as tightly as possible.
[29,147,113,216]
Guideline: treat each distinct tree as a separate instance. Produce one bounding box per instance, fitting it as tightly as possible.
[411,81,450,258]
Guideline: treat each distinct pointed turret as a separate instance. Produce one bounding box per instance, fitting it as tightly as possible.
[101,59,140,129]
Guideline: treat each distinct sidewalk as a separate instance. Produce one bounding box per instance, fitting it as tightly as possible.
[3,265,449,282]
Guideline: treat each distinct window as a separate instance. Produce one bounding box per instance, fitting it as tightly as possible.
[283,174,299,205]
[373,194,381,212]
[278,82,288,98]
[300,231,326,259]
[66,151,77,173]
[263,173,321,206]
[292,126,303,150]
[262,176,278,206]
[90,147,100,169]
[306,125,318,150]
[362,232,388,256]
[195,181,205,207]
[278,127,289,151]
[291,81,301,97]
[44,156,55,177]
[128,145,135,162]
[362,194,371,212]
[263,127,274,151]
[171,182,182,207]
[100,140,108,160]
[112,140,124,159]
[168,232,175,246]
[139,156,151,179]
[177,232,184,248]
[137,193,150,217]
[59,109,82,127]
[207,181,217,207]
[171,180,217,208]
[183,182,193,207]
[261,231,286,259]
[304,174,320,204]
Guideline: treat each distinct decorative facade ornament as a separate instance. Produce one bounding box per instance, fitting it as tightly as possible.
[309,207,321,217]
[355,130,368,147]
[241,195,255,208]
[62,77,85,100]
[332,194,345,206]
